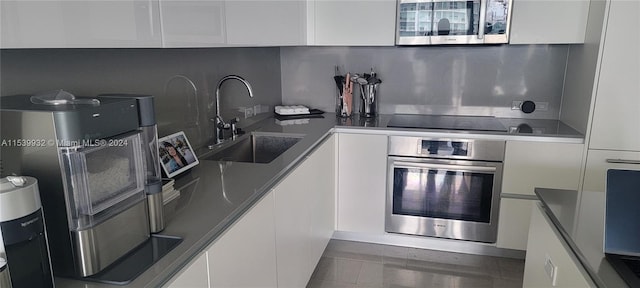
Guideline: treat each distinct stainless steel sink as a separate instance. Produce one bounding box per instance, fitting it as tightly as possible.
[206,132,304,164]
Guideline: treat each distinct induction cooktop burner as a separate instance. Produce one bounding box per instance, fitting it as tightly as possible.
[387,114,507,132]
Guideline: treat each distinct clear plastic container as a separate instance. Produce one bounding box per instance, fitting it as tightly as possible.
[59,132,145,231]
[140,125,161,187]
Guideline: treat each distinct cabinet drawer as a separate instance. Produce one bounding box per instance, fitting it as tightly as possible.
[497,197,535,251]
[502,141,583,195]
[583,149,640,193]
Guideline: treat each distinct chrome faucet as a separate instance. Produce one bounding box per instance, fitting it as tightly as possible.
[212,75,254,144]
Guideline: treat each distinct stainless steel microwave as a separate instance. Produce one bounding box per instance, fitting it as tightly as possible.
[396,0,512,45]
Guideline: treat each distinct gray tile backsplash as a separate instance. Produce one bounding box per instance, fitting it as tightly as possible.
[280,45,569,119]
[0,48,282,148]
[1,44,571,149]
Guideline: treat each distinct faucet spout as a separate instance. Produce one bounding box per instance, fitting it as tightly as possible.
[214,75,254,118]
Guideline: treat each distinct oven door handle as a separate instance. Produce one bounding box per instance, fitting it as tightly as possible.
[392,161,497,173]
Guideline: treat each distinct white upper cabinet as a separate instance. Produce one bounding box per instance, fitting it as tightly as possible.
[225,1,307,46]
[0,1,162,48]
[588,0,640,151]
[509,0,590,44]
[309,0,397,46]
[159,0,226,47]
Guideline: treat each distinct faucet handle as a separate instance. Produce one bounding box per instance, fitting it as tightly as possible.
[230,117,240,136]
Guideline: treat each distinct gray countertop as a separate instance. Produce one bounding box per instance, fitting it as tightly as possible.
[535,188,628,288]
[56,114,583,287]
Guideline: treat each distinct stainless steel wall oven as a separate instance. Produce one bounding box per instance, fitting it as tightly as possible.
[386,136,505,243]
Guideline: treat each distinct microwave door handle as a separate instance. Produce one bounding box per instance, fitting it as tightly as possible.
[478,0,487,39]
[393,162,497,173]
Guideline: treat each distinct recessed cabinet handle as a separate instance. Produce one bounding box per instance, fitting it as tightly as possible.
[606,159,640,165]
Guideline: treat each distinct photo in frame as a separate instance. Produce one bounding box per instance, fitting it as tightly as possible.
[158,131,199,178]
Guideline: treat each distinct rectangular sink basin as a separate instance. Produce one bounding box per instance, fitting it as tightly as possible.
[206,132,304,164]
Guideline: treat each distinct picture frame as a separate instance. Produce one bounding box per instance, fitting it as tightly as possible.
[158,131,199,178]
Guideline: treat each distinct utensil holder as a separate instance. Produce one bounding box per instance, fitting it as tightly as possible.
[359,83,378,118]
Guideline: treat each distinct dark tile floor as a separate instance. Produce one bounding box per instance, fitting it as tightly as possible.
[307,240,524,288]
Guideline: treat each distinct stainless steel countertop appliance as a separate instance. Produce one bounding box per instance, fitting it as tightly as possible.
[386,136,505,243]
[0,176,54,287]
[396,0,513,45]
[0,94,180,284]
[101,94,165,234]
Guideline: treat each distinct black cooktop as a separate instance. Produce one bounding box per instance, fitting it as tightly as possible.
[387,114,507,132]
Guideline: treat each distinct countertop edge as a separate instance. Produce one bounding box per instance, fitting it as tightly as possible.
[334,126,584,144]
[535,188,606,288]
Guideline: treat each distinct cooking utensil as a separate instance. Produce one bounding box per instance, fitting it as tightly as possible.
[344,73,353,116]
[334,75,344,91]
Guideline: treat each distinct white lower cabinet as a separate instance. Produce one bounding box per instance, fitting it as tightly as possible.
[308,135,336,268]
[501,141,584,196]
[496,198,534,251]
[208,192,278,287]
[165,193,277,288]
[497,141,583,250]
[523,204,594,287]
[274,159,313,287]
[337,133,387,234]
[166,252,209,287]
[274,134,335,287]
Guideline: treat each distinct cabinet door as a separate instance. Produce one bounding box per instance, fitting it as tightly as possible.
[225,1,306,46]
[274,134,336,287]
[502,141,584,195]
[160,0,226,47]
[496,198,534,250]
[583,149,640,193]
[588,0,640,151]
[208,193,277,287]
[337,133,387,233]
[274,160,313,287]
[0,1,161,48]
[308,135,336,266]
[509,0,589,44]
[311,0,396,46]
[166,252,209,288]
[523,204,594,287]
[499,141,583,251]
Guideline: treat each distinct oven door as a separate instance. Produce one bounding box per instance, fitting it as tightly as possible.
[396,0,511,45]
[385,156,502,243]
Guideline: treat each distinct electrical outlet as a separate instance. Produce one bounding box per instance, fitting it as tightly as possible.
[512,101,523,110]
[537,102,549,111]
[245,107,254,118]
[544,254,558,286]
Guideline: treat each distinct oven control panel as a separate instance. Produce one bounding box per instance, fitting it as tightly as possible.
[388,136,505,162]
